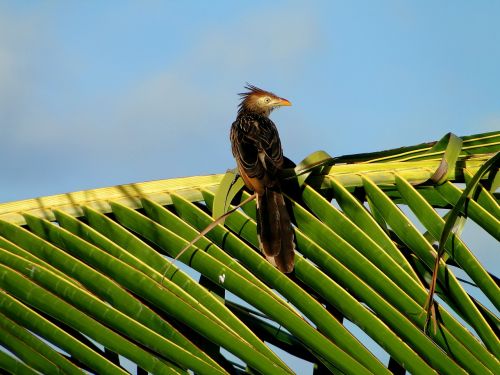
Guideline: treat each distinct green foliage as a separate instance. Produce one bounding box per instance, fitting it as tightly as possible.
[0,131,498,374]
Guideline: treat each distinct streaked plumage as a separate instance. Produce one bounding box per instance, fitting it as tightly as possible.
[230,85,295,273]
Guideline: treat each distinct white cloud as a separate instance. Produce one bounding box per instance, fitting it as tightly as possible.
[1,4,319,147]
[114,5,320,137]
[61,4,322,166]
[0,10,45,124]
[0,4,320,200]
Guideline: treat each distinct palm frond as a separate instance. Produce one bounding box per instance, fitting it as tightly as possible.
[0,131,498,374]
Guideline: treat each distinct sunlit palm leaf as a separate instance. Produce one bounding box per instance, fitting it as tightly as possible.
[0,131,498,374]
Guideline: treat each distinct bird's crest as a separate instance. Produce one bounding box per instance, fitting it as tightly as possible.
[239,84,274,98]
[239,84,276,100]
[238,84,278,114]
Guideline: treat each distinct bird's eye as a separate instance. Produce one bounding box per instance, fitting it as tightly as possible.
[265,97,271,103]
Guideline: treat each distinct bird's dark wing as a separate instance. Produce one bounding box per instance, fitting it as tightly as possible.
[230,114,283,182]
[231,113,295,272]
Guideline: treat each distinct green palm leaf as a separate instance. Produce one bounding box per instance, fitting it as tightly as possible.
[0,131,498,374]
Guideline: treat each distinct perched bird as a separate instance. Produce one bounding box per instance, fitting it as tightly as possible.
[230,84,295,273]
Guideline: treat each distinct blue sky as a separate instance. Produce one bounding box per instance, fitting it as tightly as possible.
[0,1,498,372]
[1,1,498,202]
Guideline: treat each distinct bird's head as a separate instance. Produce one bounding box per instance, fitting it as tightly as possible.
[238,84,291,117]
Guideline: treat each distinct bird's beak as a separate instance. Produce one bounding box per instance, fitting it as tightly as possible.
[276,98,292,107]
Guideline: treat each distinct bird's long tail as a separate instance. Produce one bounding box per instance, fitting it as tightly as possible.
[256,188,295,273]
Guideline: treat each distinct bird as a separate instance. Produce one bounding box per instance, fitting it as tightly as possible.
[230,84,295,273]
